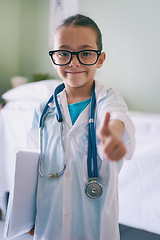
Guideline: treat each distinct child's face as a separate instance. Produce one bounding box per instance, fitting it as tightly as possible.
[52,25,105,89]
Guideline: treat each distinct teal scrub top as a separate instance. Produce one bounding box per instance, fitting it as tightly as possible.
[68,98,91,125]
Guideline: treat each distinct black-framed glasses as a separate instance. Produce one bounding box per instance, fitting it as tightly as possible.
[49,49,101,66]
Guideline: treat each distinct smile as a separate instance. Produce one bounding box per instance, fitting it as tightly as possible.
[66,71,86,74]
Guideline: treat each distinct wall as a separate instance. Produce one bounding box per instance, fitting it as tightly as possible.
[79,0,160,113]
[0,0,160,113]
[0,0,56,97]
[0,0,21,95]
[18,0,55,78]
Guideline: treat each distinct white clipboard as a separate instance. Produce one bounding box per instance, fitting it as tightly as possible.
[3,149,40,239]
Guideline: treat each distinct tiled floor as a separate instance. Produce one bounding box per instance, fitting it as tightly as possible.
[119,225,160,240]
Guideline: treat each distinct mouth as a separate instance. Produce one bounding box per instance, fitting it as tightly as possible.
[65,71,86,74]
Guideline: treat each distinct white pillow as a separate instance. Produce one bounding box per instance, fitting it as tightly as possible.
[2,79,62,102]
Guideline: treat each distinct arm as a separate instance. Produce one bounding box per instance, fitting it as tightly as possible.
[97,112,126,161]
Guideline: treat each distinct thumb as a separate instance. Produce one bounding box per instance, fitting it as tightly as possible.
[103,112,110,128]
[97,112,111,139]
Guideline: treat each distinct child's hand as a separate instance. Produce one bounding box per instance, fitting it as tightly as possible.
[28,226,35,236]
[97,112,126,161]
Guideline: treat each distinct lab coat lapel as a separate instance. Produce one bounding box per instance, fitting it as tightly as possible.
[59,90,72,128]
[48,81,107,129]
[72,103,90,128]
[59,89,90,129]
[73,81,107,128]
[48,89,72,128]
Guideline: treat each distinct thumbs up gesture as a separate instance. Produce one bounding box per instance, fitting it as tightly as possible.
[97,112,126,161]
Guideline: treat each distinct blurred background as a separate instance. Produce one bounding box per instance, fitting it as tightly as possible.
[0,0,160,113]
[1,2,160,239]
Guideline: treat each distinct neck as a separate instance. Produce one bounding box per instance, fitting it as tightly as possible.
[65,81,94,104]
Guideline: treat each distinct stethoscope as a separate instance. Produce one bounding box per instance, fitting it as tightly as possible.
[39,81,102,199]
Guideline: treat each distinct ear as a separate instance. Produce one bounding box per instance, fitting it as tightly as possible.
[97,52,106,69]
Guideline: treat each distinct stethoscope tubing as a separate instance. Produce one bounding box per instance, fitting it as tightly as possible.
[87,82,98,179]
[39,111,67,178]
[38,81,102,198]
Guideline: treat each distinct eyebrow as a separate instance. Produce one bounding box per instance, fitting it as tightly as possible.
[58,44,95,50]
[79,45,94,50]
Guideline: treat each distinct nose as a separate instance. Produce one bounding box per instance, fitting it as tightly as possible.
[69,54,81,67]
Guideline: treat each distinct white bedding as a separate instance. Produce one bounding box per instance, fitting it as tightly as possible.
[0,80,61,191]
[0,80,160,234]
[118,111,160,235]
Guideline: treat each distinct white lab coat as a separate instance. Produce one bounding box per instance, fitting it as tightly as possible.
[28,81,135,240]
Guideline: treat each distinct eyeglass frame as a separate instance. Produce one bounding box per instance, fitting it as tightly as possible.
[49,49,102,66]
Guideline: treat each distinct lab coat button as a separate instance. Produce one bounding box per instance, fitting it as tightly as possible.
[64,212,70,218]
[65,172,71,178]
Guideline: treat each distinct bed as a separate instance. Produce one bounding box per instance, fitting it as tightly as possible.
[0,79,160,238]
[118,111,160,239]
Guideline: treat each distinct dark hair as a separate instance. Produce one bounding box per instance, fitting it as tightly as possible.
[59,14,103,51]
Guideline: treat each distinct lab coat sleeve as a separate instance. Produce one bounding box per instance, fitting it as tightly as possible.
[97,88,135,160]
[26,98,52,149]
[26,106,41,150]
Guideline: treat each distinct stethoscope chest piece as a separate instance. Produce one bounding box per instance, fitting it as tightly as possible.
[85,180,102,199]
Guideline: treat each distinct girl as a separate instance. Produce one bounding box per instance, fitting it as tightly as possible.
[29,14,135,240]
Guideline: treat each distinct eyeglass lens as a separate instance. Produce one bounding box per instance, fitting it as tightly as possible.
[52,50,99,65]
